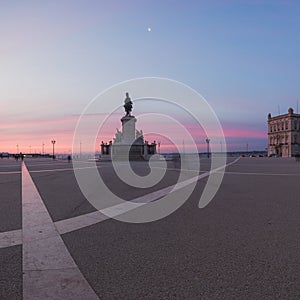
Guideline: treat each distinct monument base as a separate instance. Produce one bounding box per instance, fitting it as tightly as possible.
[112,144,144,161]
[100,142,157,161]
[100,93,157,161]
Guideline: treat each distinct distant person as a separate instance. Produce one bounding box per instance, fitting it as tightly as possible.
[20,152,24,161]
[67,155,71,162]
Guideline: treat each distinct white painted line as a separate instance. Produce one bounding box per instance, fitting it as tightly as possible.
[0,229,22,248]
[22,162,99,300]
[55,211,108,235]
[222,171,300,176]
[56,158,240,234]
[29,166,96,173]
[0,171,21,175]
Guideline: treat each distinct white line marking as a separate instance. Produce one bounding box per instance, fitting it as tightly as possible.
[29,166,98,173]
[0,171,21,175]
[0,229,22,248]
[22,162,98,300]
[56,157,240,234]
[223,171,300,176]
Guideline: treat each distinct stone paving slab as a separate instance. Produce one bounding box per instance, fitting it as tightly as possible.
[0,172,21,232]
[0,245,22,300]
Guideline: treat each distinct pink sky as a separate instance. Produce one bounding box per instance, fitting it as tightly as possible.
[0,114,267,154]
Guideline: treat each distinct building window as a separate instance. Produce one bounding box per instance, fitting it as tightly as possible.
[286,122,288,130]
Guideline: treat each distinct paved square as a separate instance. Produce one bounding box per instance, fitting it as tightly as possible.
[1,157,300,299]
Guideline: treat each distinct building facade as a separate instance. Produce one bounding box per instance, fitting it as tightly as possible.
[268,108,300,157]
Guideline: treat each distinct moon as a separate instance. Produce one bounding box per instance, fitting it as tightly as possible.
[147,27,151,32]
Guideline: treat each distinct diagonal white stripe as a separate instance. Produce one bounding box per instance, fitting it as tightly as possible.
[0,229,22,247]
[56,158,240,234]
[0,158,240,248]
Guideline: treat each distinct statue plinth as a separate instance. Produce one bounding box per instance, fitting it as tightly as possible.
[121,115,136,144]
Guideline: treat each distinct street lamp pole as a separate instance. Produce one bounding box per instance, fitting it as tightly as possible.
[206,138,210,158]
[42,143,45,155]
[51,140,56,159]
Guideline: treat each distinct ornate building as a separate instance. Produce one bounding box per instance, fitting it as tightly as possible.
[268,108,300,157]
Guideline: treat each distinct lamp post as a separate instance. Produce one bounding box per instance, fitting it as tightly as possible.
[206,138,210,158]
[16,144,19,154]
[42,143,45,155]
[51,140,56,159]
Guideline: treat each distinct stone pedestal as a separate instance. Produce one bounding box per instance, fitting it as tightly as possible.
[121,116,136,144]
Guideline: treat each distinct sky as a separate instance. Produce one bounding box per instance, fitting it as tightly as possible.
[1,0,300,153]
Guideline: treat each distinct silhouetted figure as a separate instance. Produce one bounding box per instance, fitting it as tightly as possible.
[123,92,133,116]
[67,155,71,162]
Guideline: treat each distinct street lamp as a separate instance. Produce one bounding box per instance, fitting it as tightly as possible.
[51,140,56,159]
[206,138,210,158]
